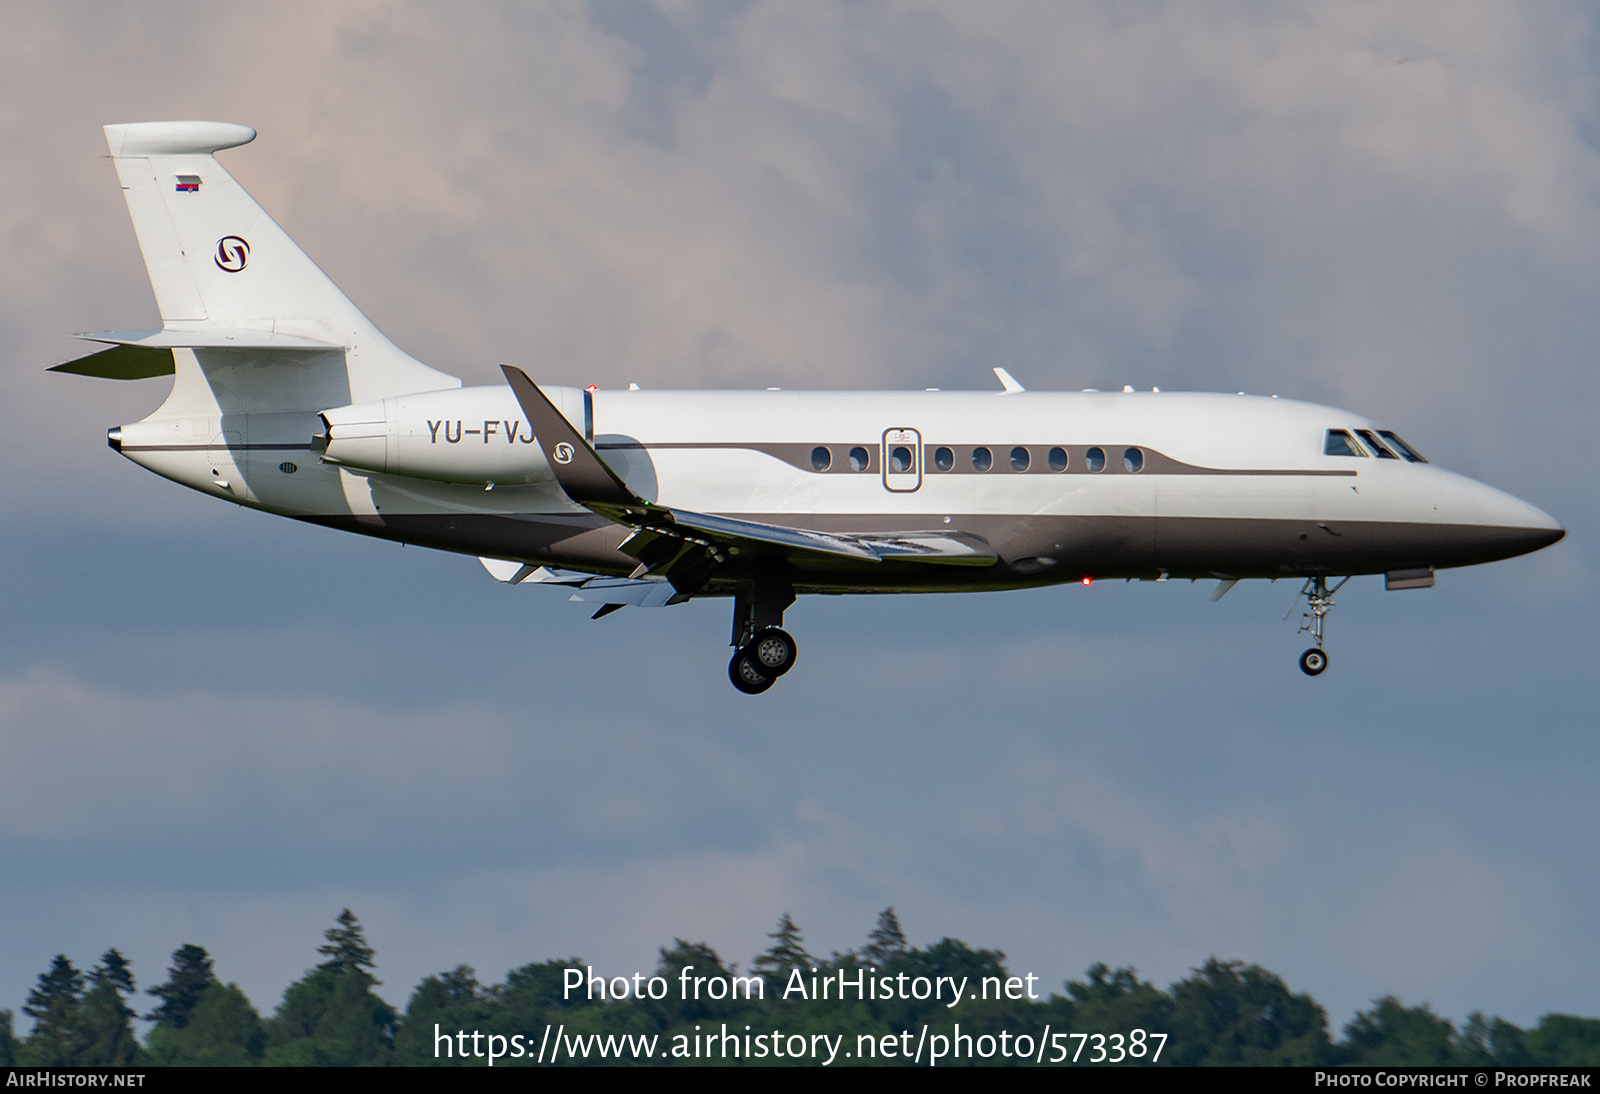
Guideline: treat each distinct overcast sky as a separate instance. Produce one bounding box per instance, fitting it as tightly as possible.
[1,1,1595,1036]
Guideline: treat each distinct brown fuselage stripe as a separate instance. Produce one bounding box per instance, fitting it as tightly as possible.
[594,440,1358,477]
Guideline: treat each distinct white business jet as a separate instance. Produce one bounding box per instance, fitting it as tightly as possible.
[54,122,1565,693]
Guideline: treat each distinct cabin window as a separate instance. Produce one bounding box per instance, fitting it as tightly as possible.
[972,446,993,472]
[849,446,870,471]
[1123,447,1144,473]
[1355,429,1397,459]
[1323,430,1367,457]
[1010,446,1030,472]
[1086,447,1106,472]
[933,446,954,472]
[1048,447,1068,472]
[1378,430,1428,463]
[811,446,832,472]
[890,445,914,473]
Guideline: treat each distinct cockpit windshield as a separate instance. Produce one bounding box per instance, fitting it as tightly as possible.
[1323,429,1367,457]
[1325,427,1428,463]
[1355,429,1398,459]
[1377,430,1427,463]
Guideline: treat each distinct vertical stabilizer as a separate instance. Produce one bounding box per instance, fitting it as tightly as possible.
[102,121,459,405]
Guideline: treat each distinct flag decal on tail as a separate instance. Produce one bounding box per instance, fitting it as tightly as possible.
[214,235,249,272]
[174,175,200,193]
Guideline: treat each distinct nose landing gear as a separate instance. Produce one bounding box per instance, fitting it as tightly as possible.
[1293,575,1348,676]
[1299,647,1328,676]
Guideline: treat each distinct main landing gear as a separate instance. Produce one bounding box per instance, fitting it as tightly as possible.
[1292,575,1348,677]
[729,627,797,694]
[727,566,798,695]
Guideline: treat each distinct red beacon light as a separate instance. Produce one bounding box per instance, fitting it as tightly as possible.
[1081,576,1093,586]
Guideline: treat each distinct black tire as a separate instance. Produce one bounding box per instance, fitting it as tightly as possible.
[747,627,797,676]
[1299,648,1329,676]
[729,650,774,694]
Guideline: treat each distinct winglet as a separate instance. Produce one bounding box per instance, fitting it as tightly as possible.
[499,365,644,512]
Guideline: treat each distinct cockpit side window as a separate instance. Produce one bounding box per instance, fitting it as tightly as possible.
[1355,429,1398,459]
[1378,430,1428,463]
[1323,429,1367,457]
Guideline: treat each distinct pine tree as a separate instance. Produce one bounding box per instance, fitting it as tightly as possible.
[0,1010,20,1067]
[395,967,488,1066]
[861,907,907,967]
[21,955,86,1065]
[91,949,136,998]
[146,983,266,1066]
[79,980,140,1066]
[266,911,394,1065]
[752,913,812,982]
[147,945,217,1029]
[317,909,379,983]
[79,950,141,1065]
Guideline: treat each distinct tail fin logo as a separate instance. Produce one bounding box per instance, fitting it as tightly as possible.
[214,235,250,273]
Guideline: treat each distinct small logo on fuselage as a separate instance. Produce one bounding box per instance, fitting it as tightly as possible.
[215,236,250,272]
[552,442,575,464]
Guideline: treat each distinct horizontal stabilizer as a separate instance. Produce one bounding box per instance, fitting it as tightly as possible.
[50,343,174,380]
[76,328,344,350]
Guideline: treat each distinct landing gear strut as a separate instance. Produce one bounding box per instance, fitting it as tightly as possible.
[1293,575,1348,676]
[727,565,797,694]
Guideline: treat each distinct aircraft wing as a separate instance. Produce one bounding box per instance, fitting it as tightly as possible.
[499,365,997,569]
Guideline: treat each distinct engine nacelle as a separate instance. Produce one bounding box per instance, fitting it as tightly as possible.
[316,384,583,485]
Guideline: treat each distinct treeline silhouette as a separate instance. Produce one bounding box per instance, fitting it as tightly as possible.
[4,908,1596,1066]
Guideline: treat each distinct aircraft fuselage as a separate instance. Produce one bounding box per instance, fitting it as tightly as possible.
[111,383,1561,594]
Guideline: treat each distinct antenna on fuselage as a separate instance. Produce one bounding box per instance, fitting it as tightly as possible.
[992,367,1025,393]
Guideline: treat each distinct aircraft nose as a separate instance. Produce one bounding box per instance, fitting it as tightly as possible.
[1471,481,1564,559]
[1520,506,1565,551]
[1500,489,1563,540]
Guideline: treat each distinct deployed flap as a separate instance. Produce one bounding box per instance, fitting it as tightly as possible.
[479,557,537,583]
[664,509,880,561]
[854,531,996,564]
[478,558,680,607]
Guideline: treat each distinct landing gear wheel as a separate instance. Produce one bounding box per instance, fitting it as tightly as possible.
[1299,648,1328,676]
[729,650,775,694]
[748,627,797,676]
